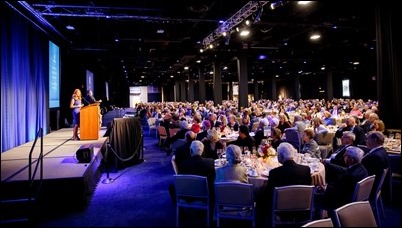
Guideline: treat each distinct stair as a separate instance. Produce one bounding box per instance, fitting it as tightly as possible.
[0,181,40,226]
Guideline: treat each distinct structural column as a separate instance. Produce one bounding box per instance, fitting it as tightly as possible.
[213,60,223,105]
[326,71,333,100]
[253,80,259,101]
[174,81,180,102]
[180,75,186,102]
[237,54,248,110]
[270,77,276,100]
[293,74,300,100]
[198,67,206,102]
[228,81,233,100]
[188,72,194,103]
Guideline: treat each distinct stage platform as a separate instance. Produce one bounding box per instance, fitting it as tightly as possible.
[1,127,108,220]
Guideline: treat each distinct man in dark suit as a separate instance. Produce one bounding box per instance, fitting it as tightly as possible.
[169,140,215,205]
[257,142,312,226]
[362,131,390,200]
[265,142,312,194]
[174,131,196,173]
[327,131,355,167]
[208,113,222,129]
[228,125,255,152]
[180,140,216,185]
[180,140,216,205]
[334,116,366,149]
[318,146,368,210]
[196,120,211,141]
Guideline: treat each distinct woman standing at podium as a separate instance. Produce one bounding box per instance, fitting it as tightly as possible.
[70,89,84,140]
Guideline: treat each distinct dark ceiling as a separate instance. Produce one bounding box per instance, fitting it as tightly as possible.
[10,1,376,86]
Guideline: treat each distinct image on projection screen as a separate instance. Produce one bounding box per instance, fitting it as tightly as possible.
[342,79,350,97]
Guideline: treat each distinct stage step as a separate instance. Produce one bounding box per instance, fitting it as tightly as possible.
[0,197,36,226]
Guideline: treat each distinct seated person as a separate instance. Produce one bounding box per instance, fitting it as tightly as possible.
[362,131,390,201]
[270,127,284,150]
[253,118,269,146]
[196,120,211,141]
[174,131,196,173]
[215,145,248,183]
[202,128,224,159]
[228,125,255,152]
[257,142,312,224]
[301,129,321,160]
[327,131,355,167]
[318,146,368,210]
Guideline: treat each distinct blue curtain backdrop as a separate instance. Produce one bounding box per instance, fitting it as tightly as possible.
[1,6,49,152]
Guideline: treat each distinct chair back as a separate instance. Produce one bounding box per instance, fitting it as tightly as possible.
[157,126,167,146]
[173,174,210,227]
[272,185,314,227]
[316,132,335,145]
[374,168,389,198]
[171,155,179,174]
[284,128,302,151]
[333,201,377,227]
[214,182,255,227]
[157,125,167,137]
[352,175,375,202]
[301,218,334,227]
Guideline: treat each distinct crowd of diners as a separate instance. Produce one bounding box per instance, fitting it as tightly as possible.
[135,98,387,151]
[136,98,393,225]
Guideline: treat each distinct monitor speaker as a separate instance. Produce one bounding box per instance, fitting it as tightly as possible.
[76,144,94,163]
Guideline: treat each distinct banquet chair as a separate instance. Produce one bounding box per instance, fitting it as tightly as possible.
[157,126,167,146]
[171,155,179,174]
[271,185,314,227]
[352,175,376,202]
[320,175,376,220]
[147,117,157,137]
[333,201,377,227]
[284,128,302,152]
[388,154,401,202]
[174,174,210,227]
[370,168,388,227]
[316,131,334,159]
[301,218,334,227]
[214,182,255,227]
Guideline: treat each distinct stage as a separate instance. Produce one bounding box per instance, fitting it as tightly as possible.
[1,127,108,220]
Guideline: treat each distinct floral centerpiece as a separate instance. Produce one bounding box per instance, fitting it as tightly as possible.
[257,141,276,159]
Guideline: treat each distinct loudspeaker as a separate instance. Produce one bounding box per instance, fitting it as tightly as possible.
[76,144,94,163]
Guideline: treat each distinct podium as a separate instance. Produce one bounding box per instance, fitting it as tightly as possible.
[80,103,100,140]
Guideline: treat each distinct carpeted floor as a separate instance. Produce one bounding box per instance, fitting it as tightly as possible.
[34,133,401,227]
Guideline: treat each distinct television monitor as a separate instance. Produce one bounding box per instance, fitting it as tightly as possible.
[49,41,60,108]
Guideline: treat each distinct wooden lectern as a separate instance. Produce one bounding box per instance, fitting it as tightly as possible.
[80,103,100,140]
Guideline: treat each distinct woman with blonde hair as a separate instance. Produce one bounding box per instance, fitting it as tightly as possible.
[371,119,385,133]
[202,128,224,159]
[70,89,84,140]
